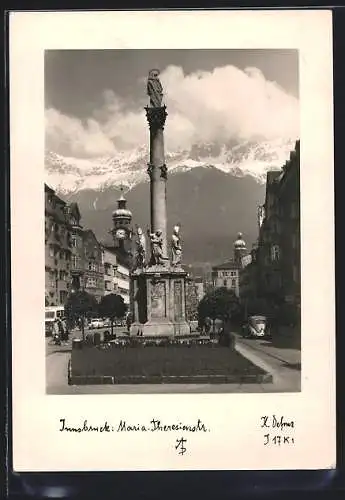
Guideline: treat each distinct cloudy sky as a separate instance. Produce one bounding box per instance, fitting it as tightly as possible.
[45,49,299,159]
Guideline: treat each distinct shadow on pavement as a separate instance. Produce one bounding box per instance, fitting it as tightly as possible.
[257,331,301,351]
[281,361,301,371]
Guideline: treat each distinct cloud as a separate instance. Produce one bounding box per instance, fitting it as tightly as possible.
[45,64,299,158]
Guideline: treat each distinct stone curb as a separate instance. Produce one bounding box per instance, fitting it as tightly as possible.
[69,372,272,386]
[234,342,277,383]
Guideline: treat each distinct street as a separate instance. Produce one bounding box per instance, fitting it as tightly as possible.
[233,333,301,392]
[46,329,301,394]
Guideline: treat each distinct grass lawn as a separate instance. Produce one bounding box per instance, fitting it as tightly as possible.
[70,343,270,384]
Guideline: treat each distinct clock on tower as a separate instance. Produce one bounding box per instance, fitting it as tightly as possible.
[111,186,133,252]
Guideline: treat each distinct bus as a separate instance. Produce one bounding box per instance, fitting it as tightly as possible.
[45,306,64,335]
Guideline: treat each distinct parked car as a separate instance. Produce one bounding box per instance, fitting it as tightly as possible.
[89,318,104,329]
[102,318,111,327]
[242,315,270,339]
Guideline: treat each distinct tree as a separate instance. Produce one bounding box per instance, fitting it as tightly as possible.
[98,293,127,337]
[65,290,98,341]
[198,287,242,334]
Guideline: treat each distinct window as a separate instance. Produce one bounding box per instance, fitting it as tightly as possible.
[88,262,97,272]
[271,244,280,262]
[86,277,96,288]
[72,236,77,248]
[105,281,111,291]
[231,279,236,287]
[223,279,227,286]
[72,255,78,268]
[230,271,236,277]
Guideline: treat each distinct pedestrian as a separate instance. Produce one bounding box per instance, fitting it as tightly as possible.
[126,313,132,334]
[61,317,69,343]
[52,319,61,345]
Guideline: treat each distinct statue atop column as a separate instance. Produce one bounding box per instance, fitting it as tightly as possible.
[147,69,163,108]
[171,224,183,266]
[134,226,147,269]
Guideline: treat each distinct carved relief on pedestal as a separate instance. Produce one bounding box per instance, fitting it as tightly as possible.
[150,280,166,319]
[173,280,183,320]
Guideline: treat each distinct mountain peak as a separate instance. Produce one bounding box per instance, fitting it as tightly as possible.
[45,137,295,194]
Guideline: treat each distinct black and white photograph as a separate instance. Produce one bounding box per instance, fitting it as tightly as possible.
[11,10,335,472]
[44,49,301,394]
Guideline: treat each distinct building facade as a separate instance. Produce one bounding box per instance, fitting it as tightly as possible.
[82,230,105,303]
[212,261,240,297]
[103,247,119,295]
[102,246,131,305]
[45,183,106,306]
[69,203,85,293]
[212,233,248,297]
[245,140,300,323]
[45,184,73,307]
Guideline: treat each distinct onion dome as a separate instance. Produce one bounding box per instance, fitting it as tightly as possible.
[234,232,246,250]
[112,188,132,220]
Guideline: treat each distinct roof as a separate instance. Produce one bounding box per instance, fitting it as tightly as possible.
[212,260,240,271]
[44,183,55,194]
[68,202,81,220]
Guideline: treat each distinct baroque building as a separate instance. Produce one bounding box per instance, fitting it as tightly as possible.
[45,184,105,306]
[45,184,73,306]
[102,246,130,305]
[83,230,105,303]
[212,233,248,297]
[241,140,300,324]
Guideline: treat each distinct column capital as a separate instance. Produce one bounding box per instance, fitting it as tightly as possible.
[145,105,168,131]
[147,163,168,180]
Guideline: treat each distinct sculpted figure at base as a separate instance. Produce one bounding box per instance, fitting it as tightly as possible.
[171,224,182,266]
[148,229,166,266]
[147,69,163,108]
[134,226,147,269]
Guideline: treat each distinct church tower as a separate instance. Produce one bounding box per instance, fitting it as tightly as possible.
[111,186,133,254]
[233,232,247,267]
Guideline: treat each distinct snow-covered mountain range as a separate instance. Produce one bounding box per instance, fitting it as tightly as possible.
[45,138,296,194]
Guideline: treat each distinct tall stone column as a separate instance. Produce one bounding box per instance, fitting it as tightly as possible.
[145,106,168,258]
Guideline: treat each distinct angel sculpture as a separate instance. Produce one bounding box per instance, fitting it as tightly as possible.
[171,224,182,266]
[134,226,147,269]
[148,229,165,265]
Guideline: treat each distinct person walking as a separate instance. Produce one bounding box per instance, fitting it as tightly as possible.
[61,317,69,344]
[52,319,61,345]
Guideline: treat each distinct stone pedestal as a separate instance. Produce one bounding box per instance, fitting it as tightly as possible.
[130,264,190,337]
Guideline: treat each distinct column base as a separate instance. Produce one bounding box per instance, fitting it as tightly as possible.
[130,320,191,338]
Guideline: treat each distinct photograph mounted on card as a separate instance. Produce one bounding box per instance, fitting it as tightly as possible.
[10,10,335,471]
